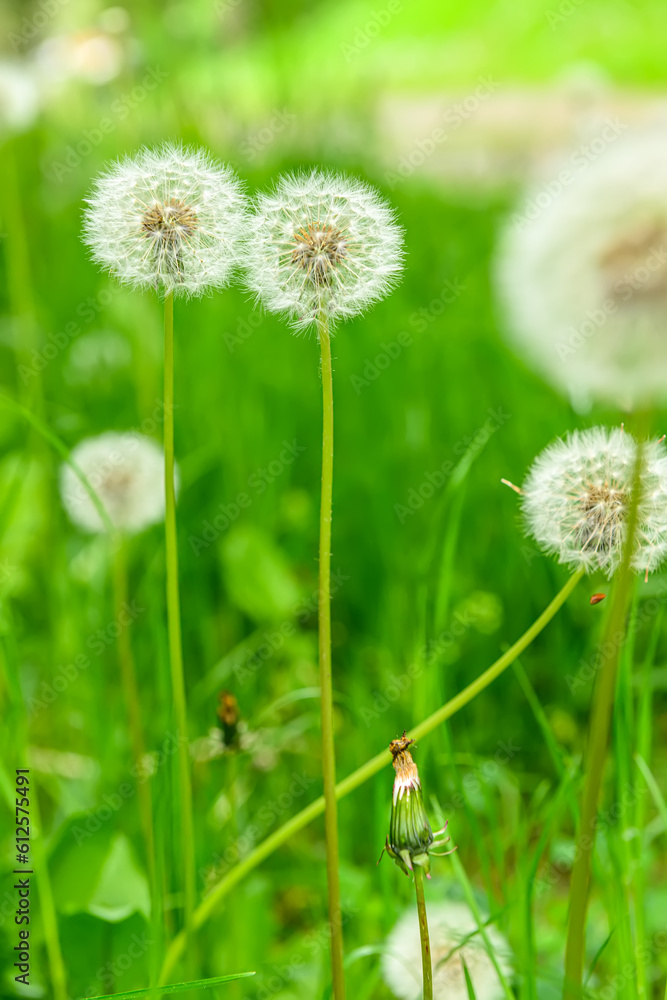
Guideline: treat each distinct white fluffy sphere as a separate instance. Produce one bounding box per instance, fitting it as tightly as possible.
[243,170,404,331]
[61,432,173,534]
[382,901,512,1000]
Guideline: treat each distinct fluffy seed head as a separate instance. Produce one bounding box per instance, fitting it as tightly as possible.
[60,431,174,534]
[243,170,404,330]
[82,143,247,297]
[521,427,667,577]
[382,901,512,1000]
[495,131,667,407]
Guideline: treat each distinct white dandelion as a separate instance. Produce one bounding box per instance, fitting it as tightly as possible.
[520,427,667,578]
[82,143,247,297]
[61,432,176,534]
[243,170,404,331]
[382,901,512,1000]
[495,131,667,407]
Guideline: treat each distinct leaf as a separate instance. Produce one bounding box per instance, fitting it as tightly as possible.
[80,972,256,999]
[220,524,300,622]
[462,956,478,1000]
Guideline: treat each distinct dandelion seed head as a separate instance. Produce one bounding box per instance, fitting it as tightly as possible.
[82,143,247,297]
[495,131,667,406]
[382,901,512,1000]
[521,426,667,577]
[60,431,174,534]
[243,170,404,331]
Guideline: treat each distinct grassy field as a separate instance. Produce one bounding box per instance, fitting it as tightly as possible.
[2,1,667,998]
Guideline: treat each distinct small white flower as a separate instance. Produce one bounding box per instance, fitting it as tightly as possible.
[521,427,667,577]
[82,143,247,297]
[495,131,667,407]
[243,170,404,331]
[382,901,512,1000]
[61,432,174,534]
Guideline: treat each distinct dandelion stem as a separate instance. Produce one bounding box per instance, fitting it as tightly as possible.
[158,568,582,983]
[563,437,645,1000]
[413,867,433,1000]
[317,309,346,1000]
[163,291,196,950]
[111,538,156,896]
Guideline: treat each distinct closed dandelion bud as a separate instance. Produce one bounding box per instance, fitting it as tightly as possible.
[380,733,454,878]
[216,690,240,750]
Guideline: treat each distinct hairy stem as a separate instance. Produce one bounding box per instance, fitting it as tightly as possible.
[164,292,195,948]
[317,311,346,1000]
[414,867,433,1000]
[563,440,644,1000]
[158,569,583,983]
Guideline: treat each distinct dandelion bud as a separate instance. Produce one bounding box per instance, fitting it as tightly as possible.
[520,427,667,578]
[380,733,454,878]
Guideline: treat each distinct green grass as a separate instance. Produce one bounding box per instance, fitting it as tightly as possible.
[2,0,667,997]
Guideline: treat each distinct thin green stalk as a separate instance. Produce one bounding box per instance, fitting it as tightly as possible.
[158,568,583,983]
[317,311,345,1000]
[163,292,195,947]
[111,539,156,897]
[563,438,645,1000]
[413,867,433,1000]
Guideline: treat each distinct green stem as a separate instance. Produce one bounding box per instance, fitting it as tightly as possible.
[317,311,345,1000]
[413,867,433,1000]
[563,439,645,1000]
[158,569,583,983]
[163,292,195,948]
[111,538,156,896]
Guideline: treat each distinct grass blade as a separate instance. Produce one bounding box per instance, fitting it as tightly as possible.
[80,972,256,1000]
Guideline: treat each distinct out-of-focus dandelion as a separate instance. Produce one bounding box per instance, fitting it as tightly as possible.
[496,131,667,408]
[83,143,246,297]
[0,60,40,134]
[60,431,171,534]
[244,169,404,331]
[243,169,403,1000]
[516,426,667,578]
[381,901,513,1000]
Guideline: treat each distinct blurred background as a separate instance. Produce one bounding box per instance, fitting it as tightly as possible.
[2,0,667,997]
